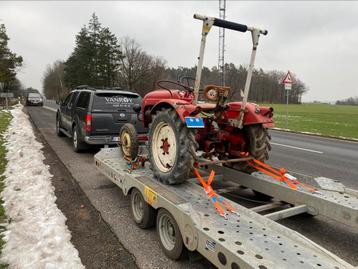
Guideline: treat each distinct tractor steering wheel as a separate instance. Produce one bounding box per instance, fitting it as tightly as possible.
[156,80,193,92]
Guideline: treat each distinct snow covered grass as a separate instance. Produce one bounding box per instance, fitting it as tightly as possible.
[0,106,84,269]
[0,110,12,266]
[260,103,358,139]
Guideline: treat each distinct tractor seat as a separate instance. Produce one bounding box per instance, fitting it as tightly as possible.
[197,103,217,111]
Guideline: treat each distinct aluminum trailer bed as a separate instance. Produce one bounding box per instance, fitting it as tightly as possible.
[95,147,357,269]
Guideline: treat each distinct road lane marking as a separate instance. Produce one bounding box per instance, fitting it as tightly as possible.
[271,142,323,154]
[43,106,57,112]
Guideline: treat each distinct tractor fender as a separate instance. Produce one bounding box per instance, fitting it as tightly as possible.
[243,103,274,126]
[226,102,274,127]
[145,101,197,127]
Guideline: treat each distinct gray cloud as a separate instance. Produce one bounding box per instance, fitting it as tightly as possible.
[1,1,357,102]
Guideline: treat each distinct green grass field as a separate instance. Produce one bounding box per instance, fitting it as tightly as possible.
[260,103,358,140]
[0,110,12,266]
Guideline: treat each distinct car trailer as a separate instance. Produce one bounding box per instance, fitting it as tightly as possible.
[94,147,357,269]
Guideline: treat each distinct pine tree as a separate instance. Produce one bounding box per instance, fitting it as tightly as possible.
[64,13,123,88]
[0,24,23,90]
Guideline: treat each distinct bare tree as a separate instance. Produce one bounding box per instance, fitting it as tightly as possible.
[43,61,67,99]
[118,37,166,96]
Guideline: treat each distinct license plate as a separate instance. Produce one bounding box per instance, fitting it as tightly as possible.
[112,136,120,142]
[185,117,205,128]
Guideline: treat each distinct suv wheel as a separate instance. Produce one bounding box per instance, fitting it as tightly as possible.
[56,116,65,137]
[72,125,87,152]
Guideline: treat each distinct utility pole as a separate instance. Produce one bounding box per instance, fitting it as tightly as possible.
[218,0,226,86]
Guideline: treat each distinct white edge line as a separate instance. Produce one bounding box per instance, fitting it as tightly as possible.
[43,106,57,112]
[271,142,323,154]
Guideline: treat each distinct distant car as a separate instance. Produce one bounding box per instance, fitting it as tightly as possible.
[26,93,43,106]
[56,86,147,152]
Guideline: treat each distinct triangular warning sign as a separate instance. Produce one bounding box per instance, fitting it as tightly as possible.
[282,71,293,84]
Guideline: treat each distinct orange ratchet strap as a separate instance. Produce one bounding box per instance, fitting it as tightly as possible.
[194,168,238,219]
[248,159,317,193]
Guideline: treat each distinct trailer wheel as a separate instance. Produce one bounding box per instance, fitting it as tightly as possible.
[157,208,184,260]
[120,123,138,160]
[130,188,155,229]
[149,109,197,184]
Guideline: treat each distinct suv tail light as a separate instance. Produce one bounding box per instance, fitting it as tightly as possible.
[85,113,92,132]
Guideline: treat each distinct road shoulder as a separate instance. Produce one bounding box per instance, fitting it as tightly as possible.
[29,108,138,269]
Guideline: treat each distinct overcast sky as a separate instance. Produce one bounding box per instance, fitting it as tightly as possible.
[1,1,358,102]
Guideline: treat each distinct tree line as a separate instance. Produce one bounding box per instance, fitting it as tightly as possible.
[43,13,308,104]
[336,96,358,106]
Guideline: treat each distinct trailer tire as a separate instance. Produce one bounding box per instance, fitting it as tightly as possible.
[157,208,184,260]
[130,188,155,229]
[120,123,138,160]
[148,109,197,184]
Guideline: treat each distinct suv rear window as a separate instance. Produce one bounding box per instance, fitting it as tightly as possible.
[77,92,91,110]
[92,92,139,111]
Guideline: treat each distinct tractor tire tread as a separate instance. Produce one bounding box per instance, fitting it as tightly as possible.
[149,109,197,185]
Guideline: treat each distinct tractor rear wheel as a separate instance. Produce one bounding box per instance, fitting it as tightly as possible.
[148,109,197,184]
[231,124,272,200]
[246,124,271,163]
[229,124,271,173]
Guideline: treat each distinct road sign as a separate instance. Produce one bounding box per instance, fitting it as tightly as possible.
[282,71,293,84]
[0,92,14,98]
[281,71,294,129]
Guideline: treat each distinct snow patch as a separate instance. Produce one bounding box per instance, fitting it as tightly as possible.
[0,106,84,269]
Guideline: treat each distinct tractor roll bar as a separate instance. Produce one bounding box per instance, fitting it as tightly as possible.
[193,14,268,35]
[192,13,268,128]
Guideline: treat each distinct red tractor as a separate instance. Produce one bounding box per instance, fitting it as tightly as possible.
[140,14,274,184]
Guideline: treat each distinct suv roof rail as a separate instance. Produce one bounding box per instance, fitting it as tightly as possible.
[75,85,91,89]
[107,87,123,91]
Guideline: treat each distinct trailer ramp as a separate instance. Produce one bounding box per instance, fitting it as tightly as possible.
[210,165,358,229]
[95,148,355,269]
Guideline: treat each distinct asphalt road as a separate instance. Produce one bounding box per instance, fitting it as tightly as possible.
[33,103,358,267]
[268,130,358,189]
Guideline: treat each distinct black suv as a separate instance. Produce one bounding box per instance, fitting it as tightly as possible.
[56,86,146,152]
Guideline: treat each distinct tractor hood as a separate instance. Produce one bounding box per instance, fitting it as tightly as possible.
[142,89,193,103]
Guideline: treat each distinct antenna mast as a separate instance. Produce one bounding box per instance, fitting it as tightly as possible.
[218,0,226,86]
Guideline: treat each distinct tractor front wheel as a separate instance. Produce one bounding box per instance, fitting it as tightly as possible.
[120,123,138,160]
[148,109,197,184]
